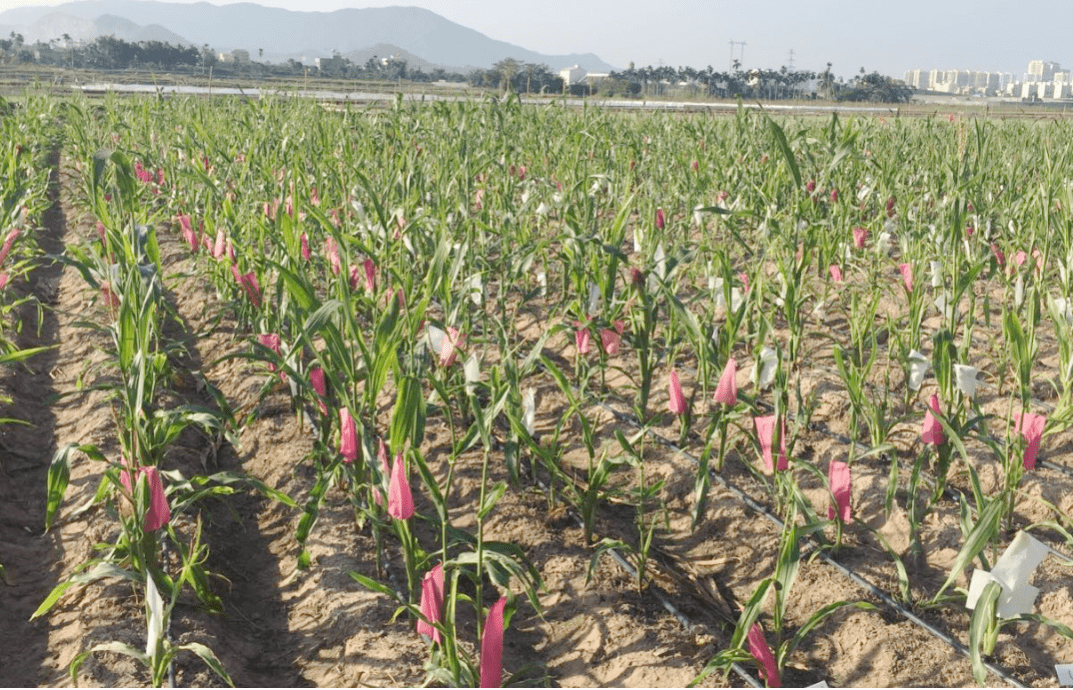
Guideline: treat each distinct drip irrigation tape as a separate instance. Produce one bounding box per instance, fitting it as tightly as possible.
[293,397,764,686]
[525,472,762,688]
[593,400,1027,688]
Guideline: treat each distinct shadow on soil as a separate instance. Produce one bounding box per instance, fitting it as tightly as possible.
[0,146,69,685]
[157,267,310,687]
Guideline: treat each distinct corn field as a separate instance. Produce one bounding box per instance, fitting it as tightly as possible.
[3,91,1073,687]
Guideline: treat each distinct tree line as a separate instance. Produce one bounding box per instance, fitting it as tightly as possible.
[601,61,910,102]
[0,33,912,102]
[0,33,476,82]
[1,32,201,70]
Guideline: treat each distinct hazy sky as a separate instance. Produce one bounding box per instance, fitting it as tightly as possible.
[3,0,1071,78]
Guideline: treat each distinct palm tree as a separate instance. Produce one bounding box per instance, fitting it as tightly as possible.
[819,62,835,100]
[523,62,542,94]
[61,32,73,67]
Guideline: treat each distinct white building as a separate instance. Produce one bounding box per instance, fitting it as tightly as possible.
[559,65,586,86]
[218,49,250,64]
[904,69,930,89]
[1027,60,1061,82]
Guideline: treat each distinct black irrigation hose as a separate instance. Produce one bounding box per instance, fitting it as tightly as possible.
[748,391,1073,564]
[290,305,1061,687]
[592,400,1027,688]
[290,403,765,687]
[527,473,763,689]
[672,343,1073,564]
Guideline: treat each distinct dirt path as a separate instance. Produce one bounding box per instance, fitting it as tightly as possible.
[0,147,69,686]
[0,149,313,687]
[0,149,133,685]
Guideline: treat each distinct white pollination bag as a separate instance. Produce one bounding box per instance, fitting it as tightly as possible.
[965,531,1048,619]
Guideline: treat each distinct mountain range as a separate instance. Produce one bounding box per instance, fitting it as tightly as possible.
[0,1,617,73]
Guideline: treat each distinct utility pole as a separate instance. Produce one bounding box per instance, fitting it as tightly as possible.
[728,40,746,71]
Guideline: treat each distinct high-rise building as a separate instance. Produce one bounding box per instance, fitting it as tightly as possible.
[1027,60,1061,82]
[905,69,930,89]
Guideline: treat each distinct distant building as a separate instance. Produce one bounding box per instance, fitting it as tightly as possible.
[904,69,930,89]
[218,49,250,64]
[1027,60,1060,82]
[559,65,586,86]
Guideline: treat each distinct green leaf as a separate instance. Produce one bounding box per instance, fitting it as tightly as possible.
[390,376,426,451]
[272,260,317,312]
[349,570,400,599]
[772,511,801,632]
[410,448,445,517]
[766,115,802,189]
[33,581,75,620]
[294,455,341,569]
[45,444,76,530]
[33,562,136,619]
[176,642,234,687]
[586,538,631,584]
[304,299,343,335]
[1019,612,1073,638]
[933,497,1004,602]
[0,345,54,365]
[721,577,775,681]
[71,641,149,686]
[969,580,1001,685]
[478,481,507,521]
[866,526,912,602]
[779,601,875,668]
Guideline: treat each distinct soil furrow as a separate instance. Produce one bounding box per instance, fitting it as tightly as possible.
[0,149,126,686]
[0,146,67,687]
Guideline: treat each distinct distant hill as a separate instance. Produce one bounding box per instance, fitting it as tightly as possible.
[342,43,438,74]
[0,1,618,72]
[0,11,190,46]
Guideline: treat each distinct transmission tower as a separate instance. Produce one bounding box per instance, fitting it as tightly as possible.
[787,48,795,71]
[728,40,746,71]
